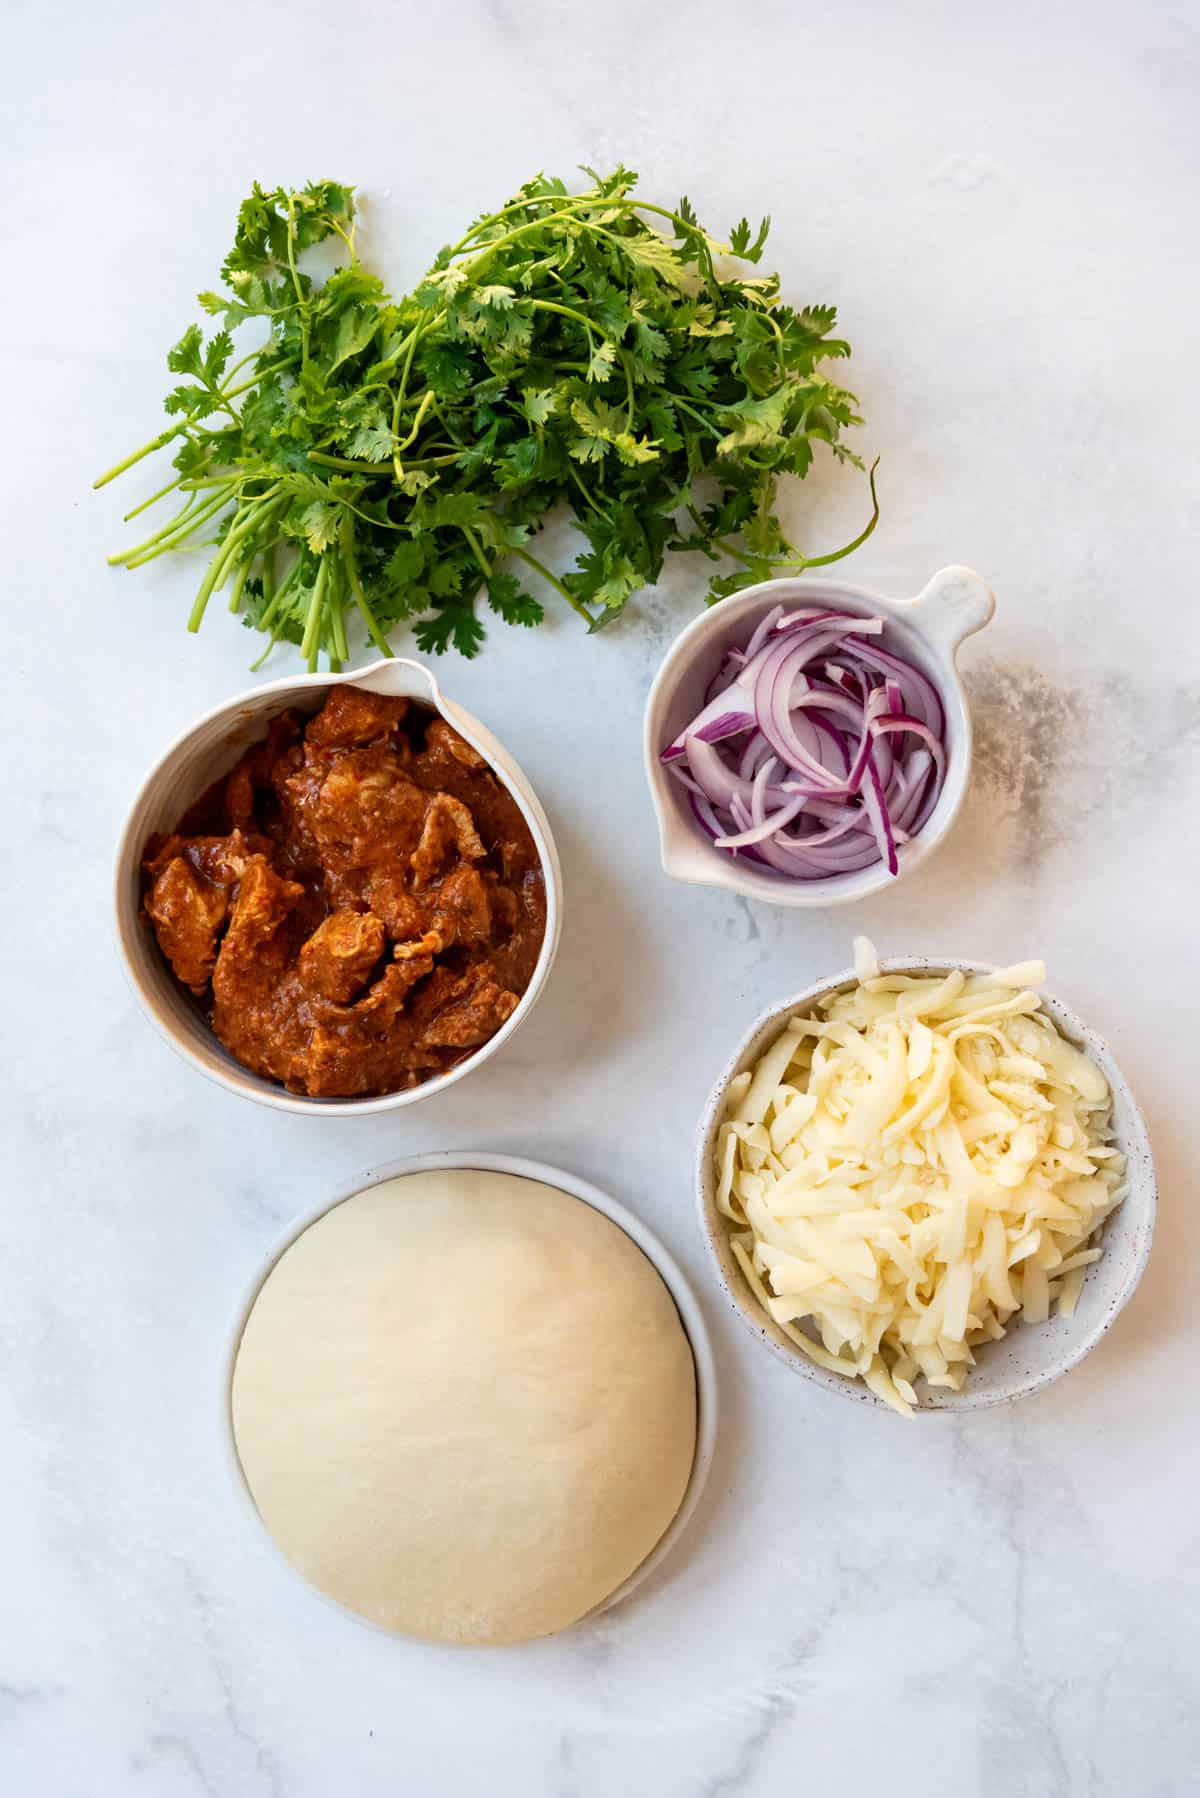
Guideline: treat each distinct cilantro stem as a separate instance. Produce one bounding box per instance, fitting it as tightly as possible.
[670,396,724,439]
[308,448,460,476]
[510,547,594,625]
[389,311,447,452]
[219,348,266,387]
[250,623,284,671]
[123,473,185,522]
[618,350,637,429]
[94,426,181,489]
[227,556,253,614]
[394,389,436,460]
[684,504,753,567]
[529,297,611,339]
[255,556,299,635]
[450,214,578,268]
[341,517,393,658]
[607,206,722,300]
[449,197,575,254]
[93,369,276,494]
[526,299,633,421]
[220,372,279,403]
[451,195,696,274]
[329,565,349,663]
[566,463,602,516]
[308,451,393,475]
[259,543,276,614]
[300,556,329,669]
[338,494,409,532]
[460,525,492,582]
[246,618,287,676]
[452,194,722,299]
[285,196,309,365]
[111,486,232,566]
[777,457,880,571]
[187,492,282,631]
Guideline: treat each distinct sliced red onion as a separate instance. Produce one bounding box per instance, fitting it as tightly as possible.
[741,603,785,661]
[715,790,811,850]
[661,696,754,762]
[853,639,946,735]
[661,603,949,882]
[860,749,899,876]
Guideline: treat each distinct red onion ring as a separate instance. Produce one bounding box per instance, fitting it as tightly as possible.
[661,604,948,881]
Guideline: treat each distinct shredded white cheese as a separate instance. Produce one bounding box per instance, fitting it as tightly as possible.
[718,950,1125,1415]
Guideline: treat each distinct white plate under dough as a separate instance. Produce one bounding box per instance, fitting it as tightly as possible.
[230,1168,698,1645]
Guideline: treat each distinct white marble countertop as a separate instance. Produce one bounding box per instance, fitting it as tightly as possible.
[5,1,1199,1792]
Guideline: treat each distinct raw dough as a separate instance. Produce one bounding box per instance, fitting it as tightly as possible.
[231,1169,697,1644]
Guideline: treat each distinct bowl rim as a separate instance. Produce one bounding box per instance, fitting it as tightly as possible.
[695,956,1157,1412]
[113,663,563,1115]
[221,1150,719,1639]
[642,566,992,909]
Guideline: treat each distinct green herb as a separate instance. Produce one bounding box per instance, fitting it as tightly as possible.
[96,170,878,667]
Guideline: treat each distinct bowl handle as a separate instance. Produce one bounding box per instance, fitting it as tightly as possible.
[909,565,996,652]
[339,655,443,708]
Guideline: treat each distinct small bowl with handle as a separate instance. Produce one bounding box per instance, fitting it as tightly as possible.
[643,565,995,907]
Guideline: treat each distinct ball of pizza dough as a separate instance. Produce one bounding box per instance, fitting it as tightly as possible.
[231,1169,697,1644]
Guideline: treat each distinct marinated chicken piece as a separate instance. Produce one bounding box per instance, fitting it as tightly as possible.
[428,862,493,950]
[221,856,303,959]
[142,826,267,993]
[393,930,444,961]
[411,793,486,889]
[409,723,538,894]
[211,860,307,1083]
[409,721,494,802]
[416,970,520,1049]
[305,686,408,750]
[143,827,260,887]
[305,954,439,1096]
[315,952,435,1030]
[287,747,429,901]
[367,881,439,942]
[298,909,386,1003]
[372,864,494,953]
[422,718,488,771]
[144,857,231,994]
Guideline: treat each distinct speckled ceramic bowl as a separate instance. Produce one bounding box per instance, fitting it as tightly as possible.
[114,658,562,1115]
[696,958,1156,1411]
[644,566,995,907]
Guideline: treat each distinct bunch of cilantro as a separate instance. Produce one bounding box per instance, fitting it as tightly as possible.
[97,169,877,666]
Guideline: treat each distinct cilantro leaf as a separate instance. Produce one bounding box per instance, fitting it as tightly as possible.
[728,216,771,263]
[166,325,204,377]
[486,572,544,628]
[296,500,342,554]
[415,598,485,658]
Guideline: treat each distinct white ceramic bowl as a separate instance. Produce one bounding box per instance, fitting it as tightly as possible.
[114,658,562,1115]
[696,958,1156,1412]
[223,1151,718,1636]
[643,566,995,907]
